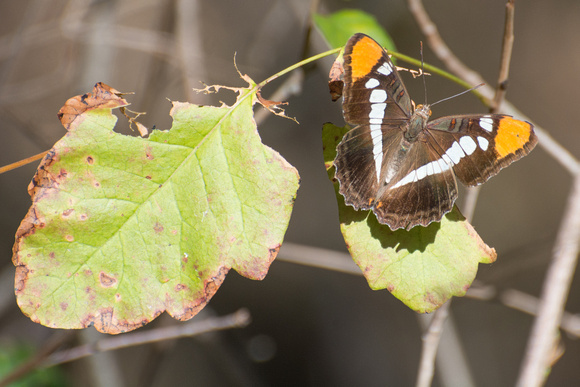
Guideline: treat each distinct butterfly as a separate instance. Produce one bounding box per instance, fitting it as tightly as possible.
[333,33,538,230]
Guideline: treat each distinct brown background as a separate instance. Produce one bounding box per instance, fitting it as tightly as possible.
[0,0,578,386]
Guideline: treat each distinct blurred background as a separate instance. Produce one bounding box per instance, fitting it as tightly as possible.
[0,0,578,386]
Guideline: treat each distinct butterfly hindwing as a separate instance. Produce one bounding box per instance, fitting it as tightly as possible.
[373,139,459,230]
[335,123,406,211]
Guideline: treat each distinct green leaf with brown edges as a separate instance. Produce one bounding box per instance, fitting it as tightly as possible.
[13,82,299,333]
[322,122,496,313]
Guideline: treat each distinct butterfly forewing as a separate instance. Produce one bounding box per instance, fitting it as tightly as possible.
[426,114,538,186]
[342,33,411,125]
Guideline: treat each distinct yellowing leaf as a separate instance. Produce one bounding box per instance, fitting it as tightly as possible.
[322,123,496,313]
[13,82,299,333]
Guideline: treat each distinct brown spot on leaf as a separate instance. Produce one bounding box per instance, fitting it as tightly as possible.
[99,272,117,287]
[60,302,68,311]
[153,222,164,233]
[146,175,152,180]
[62,208,74,218]
[86,156,94,164]
[65,235,74,242]
[80,213,88,221]
[84,269,92,276]
[145,146,154,160]
[57,169,68,181]
[387,284,395,292]
[115,293,122,302]
[175,283,188,292]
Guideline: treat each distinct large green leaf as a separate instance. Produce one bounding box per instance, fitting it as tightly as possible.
[13,82,299,333]
[322,123,496,312]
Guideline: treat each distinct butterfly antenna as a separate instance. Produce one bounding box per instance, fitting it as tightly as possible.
[431,83,485,107]
[420,42,428,105]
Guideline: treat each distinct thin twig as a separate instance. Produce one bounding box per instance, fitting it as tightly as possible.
[516,174,580,387]
[44,308,251,367]
[0,150,48,175]
[407,0,483,90]
[462,0,516,228]
[492,0,516,112]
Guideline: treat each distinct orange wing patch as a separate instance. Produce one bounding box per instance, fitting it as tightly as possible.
[494,117,533,158]
[349,36,384,82]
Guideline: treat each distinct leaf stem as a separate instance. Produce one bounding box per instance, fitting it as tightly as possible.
[257,47,341,88]
[257,45,486,105]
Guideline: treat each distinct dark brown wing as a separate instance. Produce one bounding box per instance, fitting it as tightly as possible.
[426,114,537,186]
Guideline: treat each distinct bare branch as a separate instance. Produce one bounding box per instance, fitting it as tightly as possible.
[415,302,451,387]
[44,309,251,367]
[0,331,75,387]
[516,174,580,386]
[492,0,516,112]
[407,0,484,89]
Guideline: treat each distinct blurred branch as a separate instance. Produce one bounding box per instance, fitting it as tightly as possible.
[0,309,250,386]
[175,0,207,101]
[280,243,580,338]
[516,174,580,387]
[492,0,516,112]
[278,242,361,275]
[416,302,453,387]
[499,289,580,338]
[462,0,515,228]
[44,308,251,367]
[0,331,75,387]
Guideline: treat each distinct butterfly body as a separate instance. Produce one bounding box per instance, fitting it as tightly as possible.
[334,33,537,230]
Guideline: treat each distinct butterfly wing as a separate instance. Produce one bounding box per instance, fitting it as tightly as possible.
[372,134,459,230]
[335,123,407,211]
[335,33,414,211]
[426,114,537,186]
[342,33,411,125]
